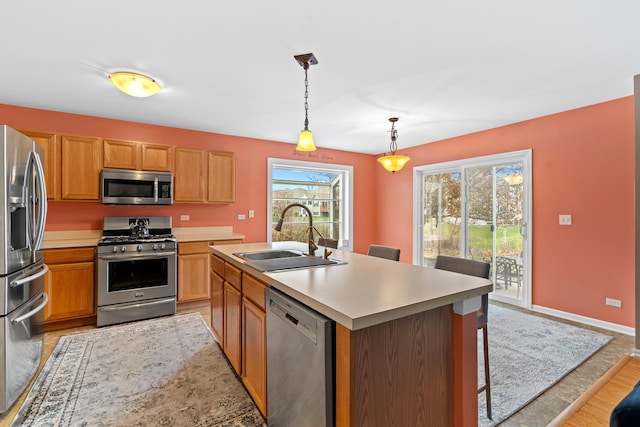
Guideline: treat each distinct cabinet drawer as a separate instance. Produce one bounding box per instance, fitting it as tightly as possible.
[225,262,242,291]
[179,241,210,255]
[242,274,267,310]
[44,247,95,264]
[210,254,225,277]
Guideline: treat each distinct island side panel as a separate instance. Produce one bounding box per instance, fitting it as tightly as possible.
[336,305,454,426]
[453,311,479,427]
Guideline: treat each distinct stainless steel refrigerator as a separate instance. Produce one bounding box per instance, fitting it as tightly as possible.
[0,125,48,413]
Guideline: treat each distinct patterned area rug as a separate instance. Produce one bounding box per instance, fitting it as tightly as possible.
[478,305,613,426]
[11,313,266,427]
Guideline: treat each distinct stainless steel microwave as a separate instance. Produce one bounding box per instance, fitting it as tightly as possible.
[100,169,173,205]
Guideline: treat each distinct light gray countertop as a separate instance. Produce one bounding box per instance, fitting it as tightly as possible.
[210,241,493,331]
[42,226,244,249]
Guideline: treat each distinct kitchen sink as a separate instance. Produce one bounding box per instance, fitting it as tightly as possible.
[233,249,346,272]
[233,249,304,261]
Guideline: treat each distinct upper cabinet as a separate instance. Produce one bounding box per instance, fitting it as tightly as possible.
[103,139,172,172]
[174,148,236,204]
[20,129,234,204]
[20,130,59,200]
[60,135,102,200]
[208,151,236,203]
[174,147,207,202]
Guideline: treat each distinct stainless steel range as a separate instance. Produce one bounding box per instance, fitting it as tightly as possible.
[97,216,177,327]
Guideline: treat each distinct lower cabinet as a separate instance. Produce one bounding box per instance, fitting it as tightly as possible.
[179,239,244,304]
[209,254,268,417]
[44,247,95,327]
[178,242,210,303]
[224,282,242,373]
[242,275,267,416]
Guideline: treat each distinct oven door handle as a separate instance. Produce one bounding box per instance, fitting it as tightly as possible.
[99,298,175,312]
[12,292,49,324]
[11,264,49,288]
[98,252,176,261]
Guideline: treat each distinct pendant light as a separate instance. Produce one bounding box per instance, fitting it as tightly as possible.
[109,71,161,97]
[294,53,318,151]
[378,117,410,173]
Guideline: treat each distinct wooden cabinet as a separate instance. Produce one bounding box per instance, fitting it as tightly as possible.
[242,274,267,416]
[43,247,95,325]
[173,147,207,202]
[103,139,172,172]
[20,130,59,200]
[60,134,102,200]
[208,151,235,203]
[210,262,225,344]
[224,281,242,374]
[174,147,235,203]
[209,253,267,417]
[178,242,210,303]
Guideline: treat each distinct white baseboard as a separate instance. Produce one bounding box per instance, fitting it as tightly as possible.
[531,304,636,337]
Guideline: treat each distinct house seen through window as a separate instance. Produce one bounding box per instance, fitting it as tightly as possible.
[267,158,353,250]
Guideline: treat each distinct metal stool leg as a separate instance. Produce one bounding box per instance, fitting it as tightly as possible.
[478,324,492,419]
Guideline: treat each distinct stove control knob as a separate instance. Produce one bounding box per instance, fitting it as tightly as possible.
[112,246,118,253]
[137,245,143,252]
[160,243,166,250]
[152,244,159,250]
[120,246,126,252]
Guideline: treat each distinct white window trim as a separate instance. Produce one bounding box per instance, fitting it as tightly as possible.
[267,158,354,251]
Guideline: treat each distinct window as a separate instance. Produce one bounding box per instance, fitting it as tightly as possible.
[267,158,353,250]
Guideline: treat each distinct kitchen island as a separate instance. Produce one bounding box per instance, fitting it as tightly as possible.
[210,242,493,427]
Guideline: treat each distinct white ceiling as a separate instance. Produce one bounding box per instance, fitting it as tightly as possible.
[2,1,640,155]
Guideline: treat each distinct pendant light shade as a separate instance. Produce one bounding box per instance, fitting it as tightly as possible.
[378,117,410,173]
[109,71,161,97]
[294,53,318,151]
[297,129,315,151]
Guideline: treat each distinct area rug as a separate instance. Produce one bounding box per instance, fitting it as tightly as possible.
[11,313,266,427]
[479,305,613,426]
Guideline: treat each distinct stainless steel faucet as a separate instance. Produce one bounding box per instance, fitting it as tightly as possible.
[274,203,318,256]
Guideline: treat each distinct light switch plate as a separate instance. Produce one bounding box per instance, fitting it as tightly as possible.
[559,214,572,225]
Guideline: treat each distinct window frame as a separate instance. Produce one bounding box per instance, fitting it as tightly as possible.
[267,158,354,251]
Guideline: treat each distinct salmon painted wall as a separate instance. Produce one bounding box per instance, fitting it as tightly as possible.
[0,104,377,254]
[374,97,635,327]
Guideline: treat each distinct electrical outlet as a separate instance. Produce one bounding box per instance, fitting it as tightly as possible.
[238,214,246,220]
[249,210,254,218]
[606,298,622,308]
[559,214,572,225]
[180,215,190,221]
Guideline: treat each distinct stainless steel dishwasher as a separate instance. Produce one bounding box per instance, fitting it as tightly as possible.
[266,287,334,427]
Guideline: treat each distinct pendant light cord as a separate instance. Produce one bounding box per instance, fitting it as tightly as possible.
[303,63,310,131]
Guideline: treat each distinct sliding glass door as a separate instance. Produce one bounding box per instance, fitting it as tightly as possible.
[415,150,531,306]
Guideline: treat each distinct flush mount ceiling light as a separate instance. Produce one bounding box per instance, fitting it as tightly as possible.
[294,53,318,151]
[378,117,410,173]
[108,71,161,97]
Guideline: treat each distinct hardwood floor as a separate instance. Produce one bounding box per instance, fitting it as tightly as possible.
[0,303,636,427]
[549,355,640,426]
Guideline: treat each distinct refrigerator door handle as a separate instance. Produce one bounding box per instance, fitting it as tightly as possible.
[11,264,49,288]
[12,292,49,324]
[30,150,48,251]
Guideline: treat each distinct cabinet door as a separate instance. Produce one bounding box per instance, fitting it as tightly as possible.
[242,297,267,416]
[177,252,210,302]
[103,139,138,170]
[60,135,102,200]
[141,143,172,172]
[44,261,95,322]
[224,282,242,374]
[210,270,224,344]
[20,130,59,200]
[207,151,235,203]
[173,147,207,202]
